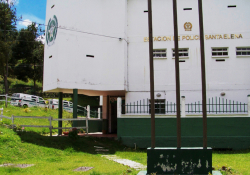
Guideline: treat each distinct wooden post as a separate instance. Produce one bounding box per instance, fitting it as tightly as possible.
[12,115,14,130]
[5,94,7,108]
[147,0,156,149]
[173,0,181,148]
[198,0,208,148]
[87,105,90,134]
[49,116,53,137]
[0,108,3,122]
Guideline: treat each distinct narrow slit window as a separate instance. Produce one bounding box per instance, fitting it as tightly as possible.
[179,60,185,62]
[144,10,148,13]
[183,8,192,10]
[228,5,236,8]
[86,55,94,58]
[216,59,225,62]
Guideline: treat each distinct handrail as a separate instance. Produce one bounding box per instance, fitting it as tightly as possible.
[0,115,102,136]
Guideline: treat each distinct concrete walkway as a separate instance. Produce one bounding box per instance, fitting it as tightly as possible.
[102,155,146,170]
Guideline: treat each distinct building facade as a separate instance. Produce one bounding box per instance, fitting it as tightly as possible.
[44,0,250,144]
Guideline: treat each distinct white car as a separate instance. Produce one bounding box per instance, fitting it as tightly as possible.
[10,93,47,108]
[47,99,74,112]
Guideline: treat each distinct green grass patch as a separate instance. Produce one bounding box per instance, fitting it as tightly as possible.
[0,105,250,174]
[0,125,139,175]
[0,105,76,135]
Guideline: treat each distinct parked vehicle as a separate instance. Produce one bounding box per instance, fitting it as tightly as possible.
[47,99,74,112]
[10,93,47,108]
[48,99,59,109]
[10,93,31,106]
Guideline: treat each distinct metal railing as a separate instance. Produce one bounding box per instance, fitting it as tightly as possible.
[186,97,247,114]
[123,97,248,115]
[0,114,103,136]
[0,104,102,136]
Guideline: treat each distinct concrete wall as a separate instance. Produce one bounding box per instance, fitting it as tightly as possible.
[126,0,250,103]
[44,0,128,93]
[117,116,250,150]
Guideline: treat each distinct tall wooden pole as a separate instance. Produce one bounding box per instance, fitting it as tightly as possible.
[173,0,181,148]
[147,0,155,148]
[198,0,207,148]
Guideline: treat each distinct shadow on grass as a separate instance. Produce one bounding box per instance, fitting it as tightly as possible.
[213,148,250,154]
[16,131,125,155]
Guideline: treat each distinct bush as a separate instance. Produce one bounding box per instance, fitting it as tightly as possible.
[68,128,79,140]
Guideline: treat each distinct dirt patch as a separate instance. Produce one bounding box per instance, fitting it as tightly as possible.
[73,167,94,172]
[15,164,35,168]
[0,163,34,168]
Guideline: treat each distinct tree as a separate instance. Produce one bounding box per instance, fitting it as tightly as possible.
[0,0,17,94]
[12,23,44,94]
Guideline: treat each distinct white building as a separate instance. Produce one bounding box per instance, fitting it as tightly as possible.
[44,0,250,133]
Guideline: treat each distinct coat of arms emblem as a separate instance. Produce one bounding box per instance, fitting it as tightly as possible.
[46,15,58,46]
[184,22,192,31]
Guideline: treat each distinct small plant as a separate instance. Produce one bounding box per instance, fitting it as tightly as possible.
[68,128,79,140]
[23,108,31,113]
[79,128,85,134]
[13,124,22,132]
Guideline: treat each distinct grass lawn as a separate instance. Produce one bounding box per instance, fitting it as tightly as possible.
[0,104,76,135]
[0,125,140,175]
[0,104,250,174]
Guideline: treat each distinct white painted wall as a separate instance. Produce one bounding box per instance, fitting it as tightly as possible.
[44,0,128,93]
[43,0,250,104]
[126,0,250,104]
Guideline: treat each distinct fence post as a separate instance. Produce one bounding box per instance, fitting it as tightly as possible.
[49,116,53,136]
[248,95,250,117]
[11,115,14,130]
[5,94,8,108]
[99,95,103,106]
[181,96,186,117]
[98,108,101,119]
[117,97,122,118]
[0,108,3,122]
[86,105,90,134]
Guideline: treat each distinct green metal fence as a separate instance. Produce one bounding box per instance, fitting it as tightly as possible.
[123,97,248,114]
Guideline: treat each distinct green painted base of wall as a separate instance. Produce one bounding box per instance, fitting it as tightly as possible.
[76,120,102,133]
[147,147,212,174]
[118,117,250,150]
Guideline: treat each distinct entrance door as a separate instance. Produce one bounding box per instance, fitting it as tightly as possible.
[110,103,117,133]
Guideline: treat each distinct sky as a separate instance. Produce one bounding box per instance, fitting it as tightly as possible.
[7,0,47,30]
